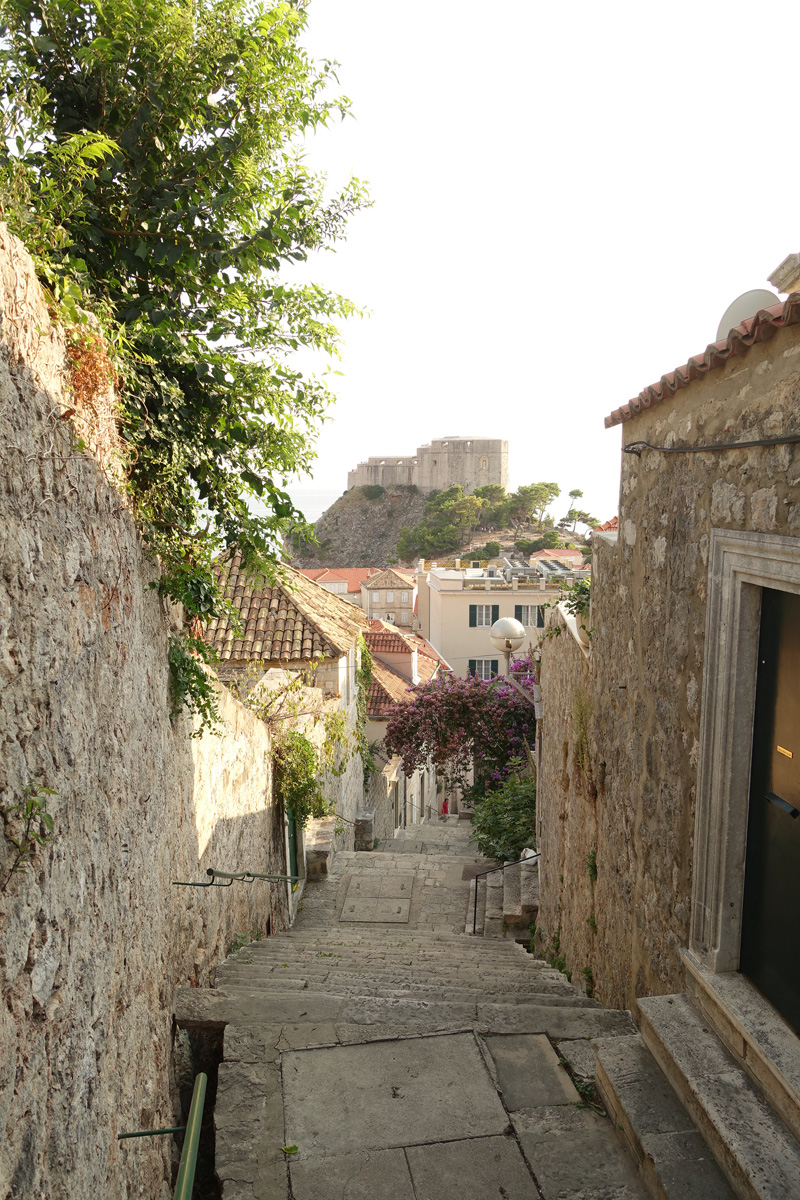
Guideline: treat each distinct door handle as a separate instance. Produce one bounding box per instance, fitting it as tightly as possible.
[765,792,800,819]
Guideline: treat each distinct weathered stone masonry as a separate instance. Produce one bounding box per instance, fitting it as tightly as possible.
[537,314,800,1014]
[0,227,292,1199]
[347,436,509,494]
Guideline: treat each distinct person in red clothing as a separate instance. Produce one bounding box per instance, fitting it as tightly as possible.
[441,798,449,817]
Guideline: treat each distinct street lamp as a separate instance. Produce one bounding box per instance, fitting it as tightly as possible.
[489,616,525,671]
[488,616,539,711]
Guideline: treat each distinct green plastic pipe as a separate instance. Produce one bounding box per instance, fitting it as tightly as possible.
[173,1072,207,1200]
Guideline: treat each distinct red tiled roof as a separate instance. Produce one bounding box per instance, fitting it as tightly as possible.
[205,554,367,664]
[606,294,800,428]
[296,567,379,594]
[365,629,415,654]
[367,659,414,717]
[593,516,618,533]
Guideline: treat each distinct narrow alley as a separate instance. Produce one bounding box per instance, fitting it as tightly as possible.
[175,822,729,1199]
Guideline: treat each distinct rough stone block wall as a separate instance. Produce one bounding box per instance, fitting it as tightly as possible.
[365,759,399,843]
[536,322,800,1014]
[0,228,287,1199]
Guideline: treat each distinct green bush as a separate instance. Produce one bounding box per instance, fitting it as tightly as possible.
[469,770,536,861]
[481,541,501,558]
[361,485,386,501]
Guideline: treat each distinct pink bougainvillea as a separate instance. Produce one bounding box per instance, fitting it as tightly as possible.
[383,652,537,798]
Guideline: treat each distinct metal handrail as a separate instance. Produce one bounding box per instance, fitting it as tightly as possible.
[172,868,303,888]
[118,1073,207,1199]
[472,852,540,935]
[174,1072,207,1200]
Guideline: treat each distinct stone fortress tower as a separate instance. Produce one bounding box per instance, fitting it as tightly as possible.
[347,437,508,495]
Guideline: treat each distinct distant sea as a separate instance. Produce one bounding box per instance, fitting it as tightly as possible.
[286,487,343,524]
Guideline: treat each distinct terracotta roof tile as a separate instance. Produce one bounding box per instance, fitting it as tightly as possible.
[606,294,800,428]
[365,629,415,654]
[593,516,619,532]
[367,659,414,717]
[296,567,379,594]
[205,554,367,665]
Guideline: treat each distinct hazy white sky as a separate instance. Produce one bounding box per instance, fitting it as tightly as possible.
[288,0,798,524]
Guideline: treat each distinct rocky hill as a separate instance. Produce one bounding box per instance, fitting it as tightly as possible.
[290,486,428,567]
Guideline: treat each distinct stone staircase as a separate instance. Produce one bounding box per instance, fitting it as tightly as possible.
[469,848,540,940]
[174,819,653,1199]
[594,985,800,1200]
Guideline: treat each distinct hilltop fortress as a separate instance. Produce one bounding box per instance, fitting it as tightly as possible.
[347,436,508,495]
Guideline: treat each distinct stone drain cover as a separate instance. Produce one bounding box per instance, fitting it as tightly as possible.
[340,873,414,923]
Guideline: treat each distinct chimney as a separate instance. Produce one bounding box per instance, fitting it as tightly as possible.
[769,252,800,295]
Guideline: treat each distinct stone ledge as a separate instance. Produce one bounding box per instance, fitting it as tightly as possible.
[682,948,800,1145]
[304,816,337,879]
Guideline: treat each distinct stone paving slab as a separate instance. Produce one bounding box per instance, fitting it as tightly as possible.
[513,1105,647,1199]
[405,1135,540,1199]
[339,895,412,923]
[282,1033,509,1161]
[288,1147,416,1200]
[485,1033,581,1108]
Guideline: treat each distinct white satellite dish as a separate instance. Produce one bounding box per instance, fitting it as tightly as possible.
[717,290,780,342]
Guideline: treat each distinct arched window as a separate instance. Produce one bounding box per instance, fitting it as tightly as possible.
[480,456,488,470]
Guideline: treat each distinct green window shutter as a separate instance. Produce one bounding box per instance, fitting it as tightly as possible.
[491,604,499,624]
[469,605,477,627]
[468,659,477,677]
[514,605,523,623]
[490,660,499,677]
[536,606,545,628]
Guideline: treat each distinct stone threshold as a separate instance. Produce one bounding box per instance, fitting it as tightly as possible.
[681,948,800,1144]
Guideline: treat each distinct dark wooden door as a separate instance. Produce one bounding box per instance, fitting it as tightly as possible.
[740,588,800,1031]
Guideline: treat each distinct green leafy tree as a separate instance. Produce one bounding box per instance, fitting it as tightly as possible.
[469,766,536,862]
[394,486,484,560]
[0,0,368,722]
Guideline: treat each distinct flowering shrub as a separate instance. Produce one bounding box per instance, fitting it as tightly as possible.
[383,652,537,796]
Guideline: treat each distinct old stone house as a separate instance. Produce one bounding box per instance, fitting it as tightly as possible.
[361,566,417,627]
[206,555,369,872]
[362,621,449,837]
[536,282,800,1151]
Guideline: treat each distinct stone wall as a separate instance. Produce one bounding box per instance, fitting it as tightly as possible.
[536,319,800,1013]
[0,228,289,1198]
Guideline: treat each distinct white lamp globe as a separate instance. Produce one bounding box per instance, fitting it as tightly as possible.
[489,616,525,654]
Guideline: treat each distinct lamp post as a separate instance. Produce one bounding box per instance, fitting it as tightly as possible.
[488,617,539,711]
[489,616,525,674]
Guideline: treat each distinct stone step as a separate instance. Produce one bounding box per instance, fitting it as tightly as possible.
[175,986,631,1039]
[639,993,800,1200]
[215,960,573,988]
[594,1032,736,1200]
[214,976,601,1009]
[241,943,550,967]
[219,956,568,981]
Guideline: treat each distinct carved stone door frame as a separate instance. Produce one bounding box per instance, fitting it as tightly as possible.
[691,529,800,972]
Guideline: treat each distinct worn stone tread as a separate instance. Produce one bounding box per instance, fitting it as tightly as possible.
[594,1032,737,1200]
[639,994,800,1200]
